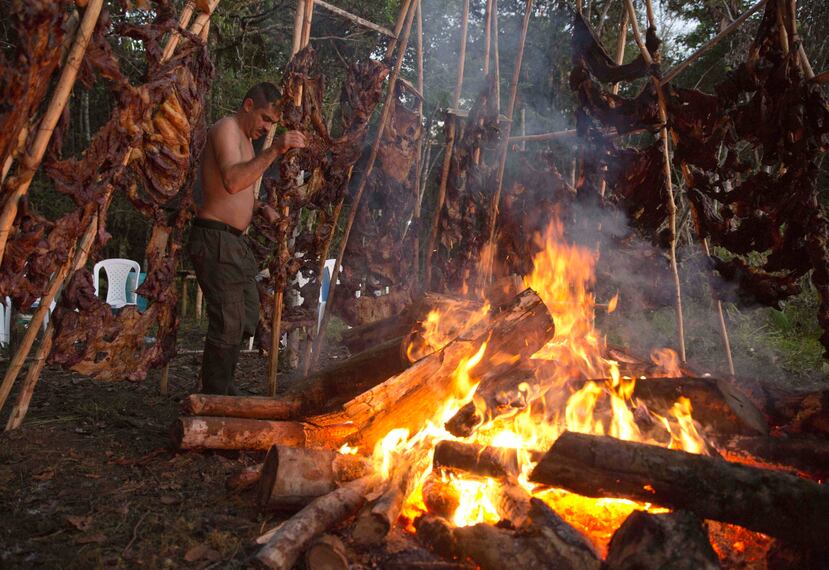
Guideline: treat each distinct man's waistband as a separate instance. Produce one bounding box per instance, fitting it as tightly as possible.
[193,218,244,236]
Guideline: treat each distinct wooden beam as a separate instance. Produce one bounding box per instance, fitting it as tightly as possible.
[315,0,395,38]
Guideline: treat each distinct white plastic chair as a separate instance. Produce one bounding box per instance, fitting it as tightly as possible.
[0,297,10,346]
[93,259,141,309]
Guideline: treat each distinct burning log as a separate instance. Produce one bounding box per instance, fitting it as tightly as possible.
[525,498,601,568]
[309,288,555,451]
[352,447,432,545]
[493,481,532,528]
[305,534,348,570]
[226,464,262,493]
[453,515,601,570]
[421,475,460,520]
[170,417,355,451]
[257,445,372,511]
[712,434,829,480]
[433,441,519,479]
[764,388,829,437]
[256,474,381,570]
[446,366,536,437]
[182,394,303,420]
[415,515,459,560]
[605,510,720,570]
[530,431,829,548]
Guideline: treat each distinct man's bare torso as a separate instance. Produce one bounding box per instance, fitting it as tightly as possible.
[198,117,256,231]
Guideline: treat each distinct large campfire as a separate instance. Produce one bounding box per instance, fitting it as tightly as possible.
[175,216,829,569]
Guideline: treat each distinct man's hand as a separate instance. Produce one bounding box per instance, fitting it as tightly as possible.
[271,130,306,155]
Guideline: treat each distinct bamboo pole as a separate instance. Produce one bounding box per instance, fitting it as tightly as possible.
[0,0,104,269]
[482,0,533,284]
[2,2,221,428]
[310,0,419,368]
[315,0,395,38]
[423,0,469,288]
[267,0,312,396]
[412,0,425,282]
[660,0,768,85]
[483,0,493,75]
[161,1,196,61]
[491,0,501,113]
[703,238,735,375]
[387,0,414,59]
[787,0,815,79]
[624,0,686,362]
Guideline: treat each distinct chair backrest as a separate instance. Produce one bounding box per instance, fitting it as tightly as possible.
[93,259,141,308]
[0,297,10,346]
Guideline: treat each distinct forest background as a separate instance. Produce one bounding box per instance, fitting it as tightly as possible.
[3,0,829,384]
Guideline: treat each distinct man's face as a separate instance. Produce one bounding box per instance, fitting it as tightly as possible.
[245,100,280,140]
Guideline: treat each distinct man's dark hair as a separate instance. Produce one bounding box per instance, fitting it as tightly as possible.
[242,82,281,109]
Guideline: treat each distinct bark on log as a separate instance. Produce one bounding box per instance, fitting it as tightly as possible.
[170,416,356,451]
[182,394,303,420]
[305,534,348,570]
[529,431,829,547]
[765,388,829,437]
[493,481,532,527]
[257,445,373,510]
[712,434,829,480]
[605,510,720,570]
[526,497,601,568]
[309,288,555,451]
[433,441,519,479]
[421,475,460,520]
[256,474,381,570]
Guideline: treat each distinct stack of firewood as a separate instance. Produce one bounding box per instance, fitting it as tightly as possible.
[171,285,829,569]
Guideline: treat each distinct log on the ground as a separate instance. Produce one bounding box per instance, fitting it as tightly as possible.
[421,475,460,520]
[767,539,829,570]
[453,517,601,570]
[182,394,303,420]
[256,474,381,570]
[309,288,555,451]
[305,534,348,570]
[605,510,720,570]
[446,366,537,437]
[433,441,519,479]
[170,416,356,451]
[713,434,829,480]
[529,431,829,547]
[226,463,262,492]
[493,481,532,528]
[257,445,373,510]
[526,498,601,568]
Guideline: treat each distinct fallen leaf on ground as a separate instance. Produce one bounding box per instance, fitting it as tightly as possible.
[184,543,221,562]
[76,532,106,544]
[66,515,92,531]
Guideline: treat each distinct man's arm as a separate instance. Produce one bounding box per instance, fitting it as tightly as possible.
[212,120,305,195]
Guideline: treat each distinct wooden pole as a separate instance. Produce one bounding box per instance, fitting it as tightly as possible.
[787,0,815,79]
[314,0,395,38]
[161,1,196,61]
[423,0,469,288]
[598,7,628,198]
[482,0,533,284]
[3,2,221,428]
[660,0,768,85]
[412,0,425,282]
[491,0,501,113]
[386,0,414,59]
[0,0,104,268]
[483,0,493,75]
[302,0,315,47]
[703,239,735,375]
[310,0,419,368]
[625,0,686,362]
[195,284,203,320]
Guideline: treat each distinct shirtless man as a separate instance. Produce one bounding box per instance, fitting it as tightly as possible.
[188,82,305,395]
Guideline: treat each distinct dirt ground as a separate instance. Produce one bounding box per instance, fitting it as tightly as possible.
[0,320,456,569]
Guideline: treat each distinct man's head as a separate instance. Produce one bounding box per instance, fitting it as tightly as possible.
[239,82,281,140]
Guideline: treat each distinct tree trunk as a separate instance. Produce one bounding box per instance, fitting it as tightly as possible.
[421,475,460,520]
[308,288,554,451]
[305,534,348,570]
[605,510,720,570]
[257,445,372,511]
[256,475,381,570]
[182,394,304,420]
[530,431,829,547]
[170,417,356,451]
